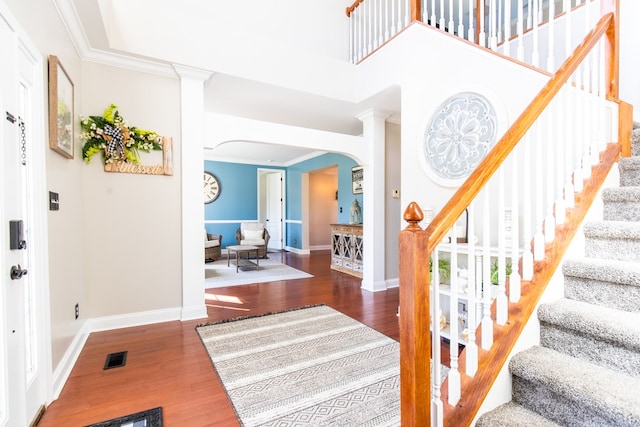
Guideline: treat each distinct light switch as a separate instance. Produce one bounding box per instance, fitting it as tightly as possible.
[392,189,400,198]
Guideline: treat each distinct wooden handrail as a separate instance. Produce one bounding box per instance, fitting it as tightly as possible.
[423,12,614,255]
[400,11,619,427]
[345,0,364,17]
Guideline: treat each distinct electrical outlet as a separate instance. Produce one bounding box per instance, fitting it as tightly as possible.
[75,303,79,320]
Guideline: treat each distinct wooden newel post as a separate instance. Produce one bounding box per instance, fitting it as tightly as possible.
[399,202,431,427]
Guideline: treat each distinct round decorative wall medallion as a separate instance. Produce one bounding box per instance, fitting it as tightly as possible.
[423,92,498,186]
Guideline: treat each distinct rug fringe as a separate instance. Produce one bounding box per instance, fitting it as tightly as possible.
[195,303,327,329]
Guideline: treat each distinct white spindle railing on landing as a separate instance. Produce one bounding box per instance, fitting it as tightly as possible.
[347,0,601,71]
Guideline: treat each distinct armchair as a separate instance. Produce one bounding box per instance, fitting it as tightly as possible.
[235,222,270,258]
[205,231,222,262]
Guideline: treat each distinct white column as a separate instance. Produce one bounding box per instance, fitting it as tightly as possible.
[357,109,388,292]
[173,64,212,320]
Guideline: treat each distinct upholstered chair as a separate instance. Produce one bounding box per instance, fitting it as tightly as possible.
[205,231,222,262]
[235,222,270,258]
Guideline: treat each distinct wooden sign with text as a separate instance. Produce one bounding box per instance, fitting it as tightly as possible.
[104,136,173,176]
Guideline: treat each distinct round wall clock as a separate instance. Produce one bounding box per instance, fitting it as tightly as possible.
[204,172,220,203]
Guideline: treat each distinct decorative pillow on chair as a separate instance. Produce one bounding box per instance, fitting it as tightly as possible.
[243,229,263,241]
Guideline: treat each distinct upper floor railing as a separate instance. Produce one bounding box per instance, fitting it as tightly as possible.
[347,0,603,73]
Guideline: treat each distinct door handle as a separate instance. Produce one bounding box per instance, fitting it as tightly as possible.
[10,265,28,280]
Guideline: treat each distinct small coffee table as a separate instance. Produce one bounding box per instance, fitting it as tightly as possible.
[227,245,260,273]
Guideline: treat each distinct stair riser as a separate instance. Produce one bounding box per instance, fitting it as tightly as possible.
[619,171,640,187]
[603,202,640,222]
[540,323,640,378]
[584,237,640,262]
[564,277,640,312]
[512,377,630,426]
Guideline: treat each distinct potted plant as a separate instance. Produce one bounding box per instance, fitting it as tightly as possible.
[490,259,512,284]
[429,257,451,283]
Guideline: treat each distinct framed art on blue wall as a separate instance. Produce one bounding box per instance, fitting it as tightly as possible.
[352,166,363,194]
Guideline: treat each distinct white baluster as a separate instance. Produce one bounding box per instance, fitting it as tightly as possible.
[448,230,460,405]
[538,0,543,23]
[466,204,478,376]
[496,168,508,325]
[564,0,572,57]
[467,0,474,41]
[564,85,576,208]
[457,0,464,40]
[522,132,534,280]
[547,0,555,71]
[481,190,493,350]
[534,122,545,261]
[405,0,410,26]
[531,0,540,67]
[349,8,354,63]
[439,0,445,30]
[448,0,454,34]
[391,0,397,35]
[555,94,567,226]
[526,0,533,29]
[509,147,522,302]
[544,110,555,243]
[431,252,443,427]
[422,0,428,24]
[497,0,503,44]
[478,0,486,47]
[384,0,390,43]
[489,0,497,49]
[503,0,511,57]
[517,0,524,61]
[431,0,437,28]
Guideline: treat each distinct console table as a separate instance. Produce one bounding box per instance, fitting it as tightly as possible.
[330,224,363,278]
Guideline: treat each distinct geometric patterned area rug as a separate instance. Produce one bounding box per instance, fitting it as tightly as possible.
[204,257,313,289]
[196,305,448,426]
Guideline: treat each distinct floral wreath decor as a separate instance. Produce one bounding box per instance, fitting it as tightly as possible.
[80,104,163,165]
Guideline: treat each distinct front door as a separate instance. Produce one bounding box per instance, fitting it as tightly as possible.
[0,9,48,426]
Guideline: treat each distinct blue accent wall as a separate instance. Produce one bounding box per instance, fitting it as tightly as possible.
[205,153,362,250]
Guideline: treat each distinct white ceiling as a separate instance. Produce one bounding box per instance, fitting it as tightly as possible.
[68,0,401,166]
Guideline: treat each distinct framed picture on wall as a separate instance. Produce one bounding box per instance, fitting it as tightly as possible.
[352,166,363,194]
[48,55,74,159]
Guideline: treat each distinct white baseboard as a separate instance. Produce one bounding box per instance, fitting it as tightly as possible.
[361,279,388,292]
[87,307,182,333]
[285,246,310,255]
[51,320,90,400]
[309,245,331,251]
[181,304,208,321]
[386,278,399,288]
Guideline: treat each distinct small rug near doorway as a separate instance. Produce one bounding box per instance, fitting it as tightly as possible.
[196,304,449,426]
[204,256,312,289]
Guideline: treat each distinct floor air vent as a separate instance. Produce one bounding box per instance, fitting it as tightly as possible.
[104,351,128,370]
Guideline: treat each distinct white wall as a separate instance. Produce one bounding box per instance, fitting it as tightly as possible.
[80,61,181,318]
[385,122,401,284]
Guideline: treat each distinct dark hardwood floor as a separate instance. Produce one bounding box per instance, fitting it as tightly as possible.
[37,250,402,426]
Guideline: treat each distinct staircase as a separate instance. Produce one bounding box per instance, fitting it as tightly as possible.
[477,127,640,426]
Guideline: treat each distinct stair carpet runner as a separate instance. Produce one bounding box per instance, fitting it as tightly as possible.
[477,128,640,427]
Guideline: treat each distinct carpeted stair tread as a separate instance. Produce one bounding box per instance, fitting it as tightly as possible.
[562,257,640,286]
[476,402,561,427]
[583,221,640,262]
[602,186,640,202]
[538,299,640,350]
[510,346,640,425]
[538,299,640,377]
[583,220,640,239]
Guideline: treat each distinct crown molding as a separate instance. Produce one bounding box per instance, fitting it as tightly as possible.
[52,0,178,78]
